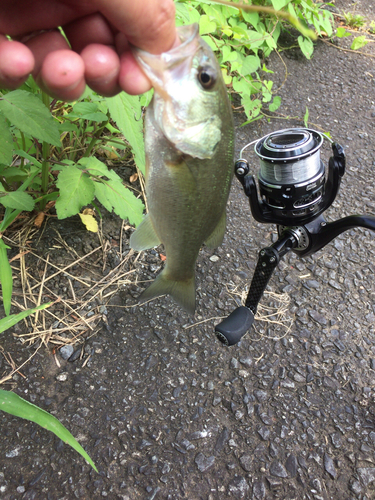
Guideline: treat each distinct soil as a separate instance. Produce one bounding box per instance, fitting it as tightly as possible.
[1,1,375,499]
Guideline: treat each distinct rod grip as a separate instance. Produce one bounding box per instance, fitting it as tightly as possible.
[215,306,254,346]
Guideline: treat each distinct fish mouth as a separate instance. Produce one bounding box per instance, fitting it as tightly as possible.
[132,24,200,95]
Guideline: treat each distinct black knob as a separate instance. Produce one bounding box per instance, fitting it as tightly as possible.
[215,306,254,346]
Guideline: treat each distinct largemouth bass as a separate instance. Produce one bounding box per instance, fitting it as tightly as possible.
[130,23,234,314]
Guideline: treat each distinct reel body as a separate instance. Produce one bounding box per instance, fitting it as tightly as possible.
[215,128,375,346]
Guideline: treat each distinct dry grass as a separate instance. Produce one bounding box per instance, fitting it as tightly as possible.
[0,217,142,381]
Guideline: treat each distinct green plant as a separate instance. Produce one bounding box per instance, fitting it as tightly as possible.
[0,303,97,471]
[344,11,366,29]
[175,0,333,125]
[0,80,147,315]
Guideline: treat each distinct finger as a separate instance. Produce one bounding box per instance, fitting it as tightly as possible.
[26,31,85,100]
[81,44,121,97]
[94,0,177,54]
[118,49,151,96]
[40,50,86,101]
[0,36,34,89]
[63,13,115,53]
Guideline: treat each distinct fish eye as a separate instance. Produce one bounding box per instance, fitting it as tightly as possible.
[198,67,216,89]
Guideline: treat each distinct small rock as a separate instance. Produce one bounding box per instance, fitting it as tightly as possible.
[311,478,322,492]
[357,467,375,487]
[269,461,288,478]
[331,432,342,448]
[324,453,337,479]
[285,454,297,477]
[254,390,268,402]
[230,358,240,369]
[210,255,219,262]
[269,442,278,457]
[68,349,81,362]
[195,453,215,472]
[239,356,252,367]
[212,395,222,407]
[257,426,270,441]
[228,477,249,498]
[6,446,20,458]
[280,379,295,389]
[252,481,266,499]
[349,480,362,495]
[59,345,74,360]
[309,310,327,326]
[56,372,68,382]
[239,454,252,472]
[214,428,229,452]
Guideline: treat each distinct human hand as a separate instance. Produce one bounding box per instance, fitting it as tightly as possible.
[0,0,177,100]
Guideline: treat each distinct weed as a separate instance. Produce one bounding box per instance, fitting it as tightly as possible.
[344,12,366,29]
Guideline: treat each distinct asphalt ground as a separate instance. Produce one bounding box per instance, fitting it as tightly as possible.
[0,1,375,499]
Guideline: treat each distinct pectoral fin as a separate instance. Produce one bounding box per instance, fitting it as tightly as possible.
[204,210,227,249]
[130,214,161,251]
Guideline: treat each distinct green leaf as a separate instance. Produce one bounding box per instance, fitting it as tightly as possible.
[0,239,12,316]
[304,106,309,128]
[94,179,144,226]
[13,150,43,170]
[0,302,51,333]
[241,55,261,76]
[351,36,368,50]
[241,95,262,119]
[0,389,97,472]
[242,10,259,29]
[105,94,145,174]
[55,165,95,219]
[269,96,282,112]
[201,35,218,51]
[232,78,251,96]
[199,14,217,35]
[0,90,61,147]
[336,27,351,38]
[57,122,79,133]
[221,45,238,64]
[175,3,193,24]
[298,36,314,59]
[76,157,144,226]
[262,63,274,74]
[0,113,13,165]
[271,0,291,10]
[0,190,35,211]
[70,102,108,122]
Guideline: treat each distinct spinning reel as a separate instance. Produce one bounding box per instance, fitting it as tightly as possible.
[215,128,375,346]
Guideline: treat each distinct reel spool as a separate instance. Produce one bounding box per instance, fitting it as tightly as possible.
[235,127,345,226]
[255,128,325,219]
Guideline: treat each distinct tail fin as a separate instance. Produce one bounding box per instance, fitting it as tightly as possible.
[139,270,196,315]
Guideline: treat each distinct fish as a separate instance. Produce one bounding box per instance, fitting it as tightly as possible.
[130,23,234,314]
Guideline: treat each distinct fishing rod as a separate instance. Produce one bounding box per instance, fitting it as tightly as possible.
[215,127,375,346]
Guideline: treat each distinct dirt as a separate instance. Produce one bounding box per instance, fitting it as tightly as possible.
[1,2,375,499]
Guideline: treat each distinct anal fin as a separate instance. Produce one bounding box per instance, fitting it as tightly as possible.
[204,209,227,249]
[130,213,161,251]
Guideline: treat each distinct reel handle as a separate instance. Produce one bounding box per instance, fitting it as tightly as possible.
[215,233,296,346]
